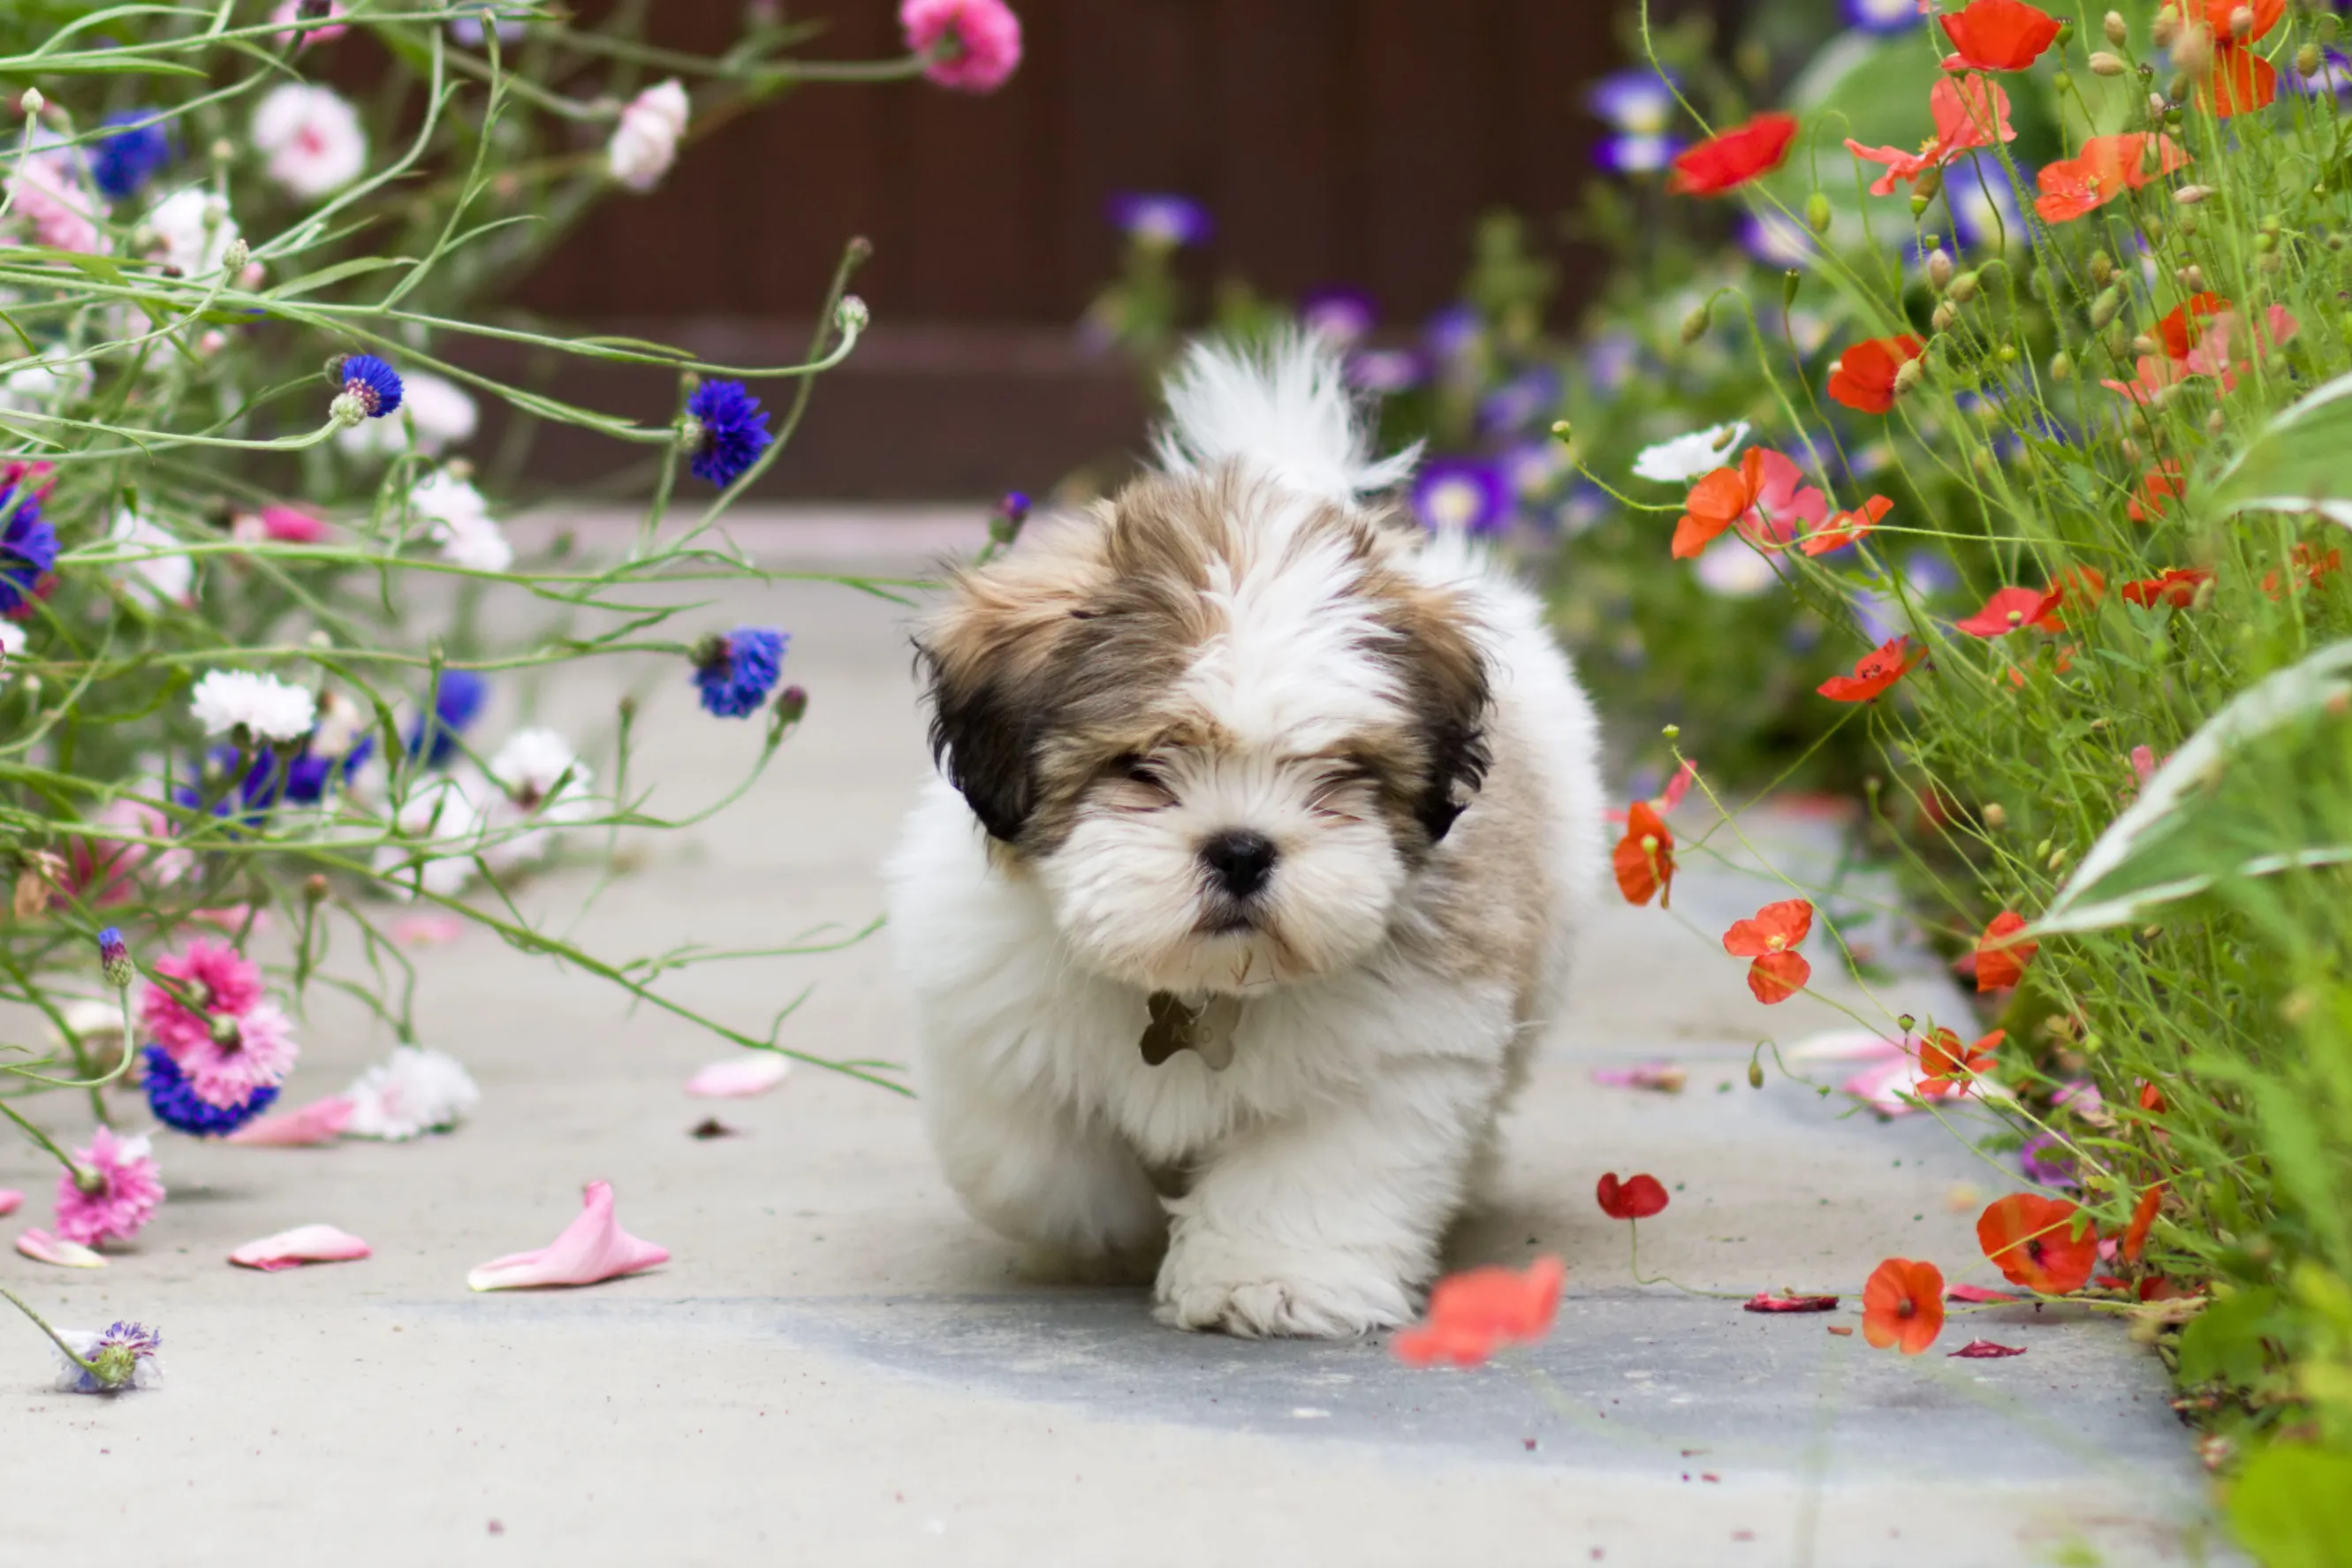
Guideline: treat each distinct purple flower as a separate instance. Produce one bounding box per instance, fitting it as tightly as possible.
[1300,286,1376,347]
[1412,458,1510,535]
[407,669,487,769]
[334,354,403,420]
[1586,68,1678,135]
[684,380,774,488]
[1741,211,1814,269]
[59,1321,163,1393]
[2285,46,2352,97]
[1477,366,1562,436]
[1901,551,1960,597]
[1345,348,1423,394]
[99,928,133,989]
[1423,304,1483,364]
[91,110,175,201]
[0,480,57,615]
[1503,439,1570,504]
[692,627,788,719]
[1594,133,1685,175]
[143,1046,278,1137]
[1584,331,1640,395]
[1107,193,1211,248]
[2052,1079,2106,1119]
[1841,0,1921,34]
[2020,1133,2079,1191]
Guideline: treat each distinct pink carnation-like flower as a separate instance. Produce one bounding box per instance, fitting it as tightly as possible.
[7,154,104,254]
[54,1127,164,1247]
[270,0,349,48]
[901,0,1022,93]
[140,939,265,1057]
[169,1000,300,1110]
[231,504,330,544]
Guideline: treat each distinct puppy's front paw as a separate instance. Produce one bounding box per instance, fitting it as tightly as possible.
[1153,1233,1415,1337]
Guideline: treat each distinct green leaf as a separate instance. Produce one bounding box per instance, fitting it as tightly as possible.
[265,257,412,301]
[2228,1445,2352,1568]
[2179,1288,2285,1389]
[2204,369,2352,531]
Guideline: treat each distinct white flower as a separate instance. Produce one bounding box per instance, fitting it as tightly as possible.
[189,669,316,742]
[606,80,688,193]
[337,369,478,459]
[1691,535,1779,599]
[0,345,95,415]
[250,84,368,199]
[0,620,24,678]
[1632,421,1750,483]
[405,470,512,572]
[342,1045,480,1140]
[110,507,196,608]
[371,771,491,898]
[483,728,593,873]
[145,187,240,278]
[489,727,588,807]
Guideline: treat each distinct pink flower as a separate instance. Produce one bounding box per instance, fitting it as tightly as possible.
[15,1227,105,1268]
[2185,305,2300,390]
[6,154,104,254]
[901,0,1023,93]
[58,798,178,909]
[270,0,348,48]
[687,1055,792,1098]
[467,1181,670,1291]
[1845,75,2016,196]
[140,940,265,1057]
[54,1127,163,1247]
[2129,744,2162,785]
[168,1001,300,1110]
[225,1095,354,1147]
[1734,449,1828,550]
[234,504,330,544]
[0,1188,20,1217]
[2100,353,2187,405]
[230,1223,370,1271]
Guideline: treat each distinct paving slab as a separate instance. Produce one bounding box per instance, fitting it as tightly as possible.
[0,513,2228,1566]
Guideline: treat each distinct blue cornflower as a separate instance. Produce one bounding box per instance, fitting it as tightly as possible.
[692,627,788,718]
[1586,69,1678,135]
[58,1320,163,1393]
[1593,133,1686,175]
[683,380,774,488]
[1299,286,1376,346]
[1106,192,1212,248]
[1476,366,1562,436]
[90,110,175,200]
[0,481,57,615]
[1841,0,1921,34]
[284,735,372,802]
[406,669,488,768]
[1741,210,1815,269]
[1411,458,1511,537]
[142,1046,277,1137]
[99,928,133,989]
[334,354,404,420]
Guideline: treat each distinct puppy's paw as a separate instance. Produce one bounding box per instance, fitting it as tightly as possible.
[1153,1236,1415,1337]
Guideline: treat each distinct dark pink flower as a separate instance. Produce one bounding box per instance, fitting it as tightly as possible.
[140,940,265,1057]
[54,1127,163,1247]
[901,0,1022,93]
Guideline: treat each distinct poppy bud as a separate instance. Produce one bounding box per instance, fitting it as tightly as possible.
[2174,185,2212,205]
[2088,250,2114,286]
[2148,92,2169,119]
[2053,19,2075,45]
[2049,352,2072,383]
[1983,802,2007,829]
[1948,271,1979,305]
[2121,436,2143,461]
[1931,301,1957,333]
[2177,264,2205,289]
[305,873,330,905]
[1679,302,1711,344]
[2152,10,2180,46]
[1747,1059,1764,1089]
[1925,249,1954,291]
[2103,10,2127,43]
[2047,845,2069,871]
[1550,419,1573,445]
[2089,51,2127,76]
[2131,333,2157,356]
[1805,192,1832,234]
[1662,723,1681,739]
[1782,269,1802,312]
[2172,24,2212,78]
[2227,4,2252,38]
[2089,285,2123,330]
[1896,1014,1916,1034]
[2255,230,2277,254]
[1892,357,1923,397]
[2298,42,2321,77]
[2051,70,2073,92]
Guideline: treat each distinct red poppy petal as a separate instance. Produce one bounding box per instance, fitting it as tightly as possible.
[1948,1339,2028,1358]
[1748,949,1811,1004]
[1743,1292,1840,1313]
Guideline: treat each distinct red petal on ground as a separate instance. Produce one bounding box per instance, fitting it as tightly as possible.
[1743,1292,1840,1313]
[1948,1339,2028,1358]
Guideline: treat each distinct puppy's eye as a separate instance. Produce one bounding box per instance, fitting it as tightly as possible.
[1109,754,1178,807]
[1308,762,1374,814]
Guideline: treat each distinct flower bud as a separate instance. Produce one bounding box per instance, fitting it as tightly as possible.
[99,928,133,989]
[772,684,808,727]
[2174,184,2212,205]
[2176,264,2205,289]
[1679,301,1711,344]
[1948,270,1980,305]
[2298,42,2322,78]
[2173,23,2212,79]
[1983,802,2007,829]
[1805,191,1832,234]
[2228,4,2253,39]
[1892,356,1924,397]
[835,294,870,334]
[2131,333,2158,356]
[1931,300,1957,333]
[1549,419,1573,444]
[2054,19,2076,45]
[19,87,43,116]
[2148,91,2169,119]
[2206,407,2227,435]
[2051,69,2074,92]
[2102,9,2127,44]
[304,873,330,905]
[2152,9,2181,46]
[222,237,250,272]
[2049,351,2073,383]
[1926,248,1954,291]
[2089,250,2114,286]
[1747,1059,1764,1089]
[2090,284,2124,330]
[1897,1014,1916,1034]
[209,1012,242,1047]
[2089,50,2128,76]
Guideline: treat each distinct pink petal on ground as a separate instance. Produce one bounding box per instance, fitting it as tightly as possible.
[1947,1283,2024,1304]
[686,1055,792,1099]
[230,1223,372,1271]
[1589,1062,1688,1094]
[1842,1055,1928,1117]
[467,1180,669,1292]
[16,1228,106,1268]
[0,1190,19,1218]
[391,913,467,948]
[226,1095,356,1148]
[1948,1338,2027,1358]
[1787,1028,1908,1064]
[1743,1292,1840,1313]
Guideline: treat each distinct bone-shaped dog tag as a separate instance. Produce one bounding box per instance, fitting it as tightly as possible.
[1141,992,1240,1071]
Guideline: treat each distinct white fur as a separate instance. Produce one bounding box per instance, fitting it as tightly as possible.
[888,340,1602,1337]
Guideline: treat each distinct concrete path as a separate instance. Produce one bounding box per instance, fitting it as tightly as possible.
[1,513,2226,1566]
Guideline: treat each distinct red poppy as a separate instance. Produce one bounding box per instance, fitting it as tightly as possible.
[1826,335,1925,413]
[1595,1171,1671,1221]
[1392,1255,1567,1367]
[1723,898,1814,1004]
[2129,462,2186,523]
[2121,566,2215,610]
[2034,133,2190,223]
[1669,112,1800,196]
[2168,0,2284,38]
[1673,450,1764,559]
[1862,1257,1946,1353]
[1947,1282,2023,1304]
[1974,910,2037,991]
[1800,495,1893,557]
[1919,1026,2003,1097]
[1948,1339,2027,1358]
[1817,637,1922,703]
[1938,0,2060,70]
[1955,585,2063,637]
[1613,800,1676,907]
[2159,293,2232,360]
[1744,1291,1840,1313]
[1845,76,2016,195]
[2203,44,2277,117]
[1978,1193,2098,1294]
[2138,1080,2168,1115]
[2262,543,2343,599]
[2123,1183,2166,1264]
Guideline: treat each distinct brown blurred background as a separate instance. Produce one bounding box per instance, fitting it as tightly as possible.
[503,0,1627,498]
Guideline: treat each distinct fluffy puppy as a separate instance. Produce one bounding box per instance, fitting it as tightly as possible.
[886,335,1603,1337]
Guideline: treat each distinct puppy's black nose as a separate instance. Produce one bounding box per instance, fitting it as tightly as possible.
[1200,830,1278,898]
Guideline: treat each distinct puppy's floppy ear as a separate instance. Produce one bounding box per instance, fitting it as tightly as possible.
[1385,587,1492,842]
[915,627,1035,843]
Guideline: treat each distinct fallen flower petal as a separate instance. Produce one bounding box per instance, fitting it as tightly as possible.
[230,1223,371,1271]
[1744,1292,1840,1313]
[467,1180,670,1292]
[1596,1171,1672,1221]
[1590,1062,1688,1094]
[390,913,467,948]
[686,1055,793,1098]
[1826,1324,1855,1337]
[1392,1256,1566,1367]
[1947,1283,2025,1303]
[0,1189,19,1218]
[16,1228,106,1268]
[1948,1338,2027,1358]
[225,1095,356,1148]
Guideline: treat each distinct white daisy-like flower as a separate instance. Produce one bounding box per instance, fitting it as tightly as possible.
[0,619,24,675]
[188,669,316,742]
[337,369,478,459]
[0,345,94,415]
[251,84,368,199]
[607,79,688,193]
[482,729,594,873]
[1632,421,1751,483]
[308,689,371,761]
[371,771,491,897]
[342,1045,481,1140]
[1691,535,1780,599]
[437,511,514,573]
[145,187,240,278]
[110,507,196,608]
[489,727,588,807]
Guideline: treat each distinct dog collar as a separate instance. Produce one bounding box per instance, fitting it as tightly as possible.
[1141,991,1239,1071]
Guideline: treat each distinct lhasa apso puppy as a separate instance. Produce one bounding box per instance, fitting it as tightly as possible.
[886,335,1602,1337]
